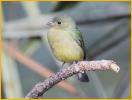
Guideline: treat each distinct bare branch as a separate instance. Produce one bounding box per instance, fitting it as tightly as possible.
[26,60,120,98]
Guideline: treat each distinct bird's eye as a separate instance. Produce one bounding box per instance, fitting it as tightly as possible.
[57,21,61,24]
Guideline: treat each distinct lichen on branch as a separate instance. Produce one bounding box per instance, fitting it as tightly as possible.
[26,60,120,98]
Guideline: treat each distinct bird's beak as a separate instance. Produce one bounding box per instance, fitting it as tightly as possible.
[46,21,55,27]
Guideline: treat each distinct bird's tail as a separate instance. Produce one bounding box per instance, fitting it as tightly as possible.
[77,72,89,82]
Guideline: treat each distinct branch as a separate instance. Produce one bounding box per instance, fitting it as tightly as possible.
[26,60,120,98]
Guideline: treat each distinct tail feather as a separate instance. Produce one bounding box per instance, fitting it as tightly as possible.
[77,72,89,82]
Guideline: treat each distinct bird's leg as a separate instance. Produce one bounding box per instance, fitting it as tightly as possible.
[73,61,77,64]
[73,61,76,65]
[62,62,65,67]
[60,62,65,71]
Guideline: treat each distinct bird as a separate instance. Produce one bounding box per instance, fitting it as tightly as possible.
[47,15,89,82]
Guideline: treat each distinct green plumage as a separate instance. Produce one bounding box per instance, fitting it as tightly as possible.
[47,15,89,82]
[48,27,84,62]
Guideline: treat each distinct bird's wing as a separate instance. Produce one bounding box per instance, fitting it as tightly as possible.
[71,28,84,48]
[71,27,86,59]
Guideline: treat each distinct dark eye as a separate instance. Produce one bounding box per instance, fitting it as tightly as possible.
[58,21,61,24]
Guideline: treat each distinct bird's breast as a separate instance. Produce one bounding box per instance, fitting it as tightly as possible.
[47,28,84,62]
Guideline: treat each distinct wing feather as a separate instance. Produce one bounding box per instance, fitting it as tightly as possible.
[71,27,86,59]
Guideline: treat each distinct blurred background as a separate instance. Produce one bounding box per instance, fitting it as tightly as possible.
[2,1,130,98]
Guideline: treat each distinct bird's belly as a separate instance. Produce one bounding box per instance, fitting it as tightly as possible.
[52,41,84,62]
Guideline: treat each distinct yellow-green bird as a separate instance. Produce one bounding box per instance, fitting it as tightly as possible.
[47,15,89,82]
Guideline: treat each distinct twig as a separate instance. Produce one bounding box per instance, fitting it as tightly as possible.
[26,60,120,98]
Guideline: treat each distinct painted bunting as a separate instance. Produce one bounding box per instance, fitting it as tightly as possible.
[47,15,89,82]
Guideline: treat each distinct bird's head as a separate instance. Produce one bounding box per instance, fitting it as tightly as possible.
[47,15,76,29]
